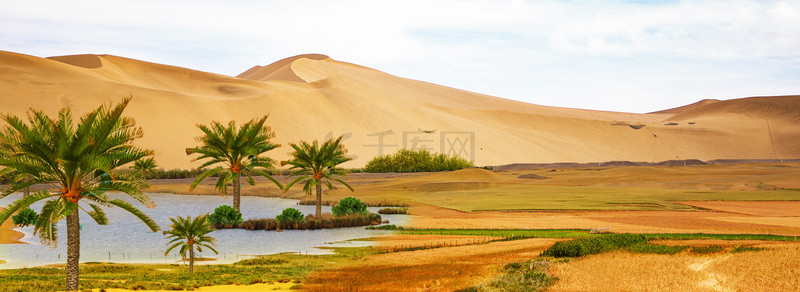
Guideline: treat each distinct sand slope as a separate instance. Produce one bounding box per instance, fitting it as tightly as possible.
[0,50,797,169]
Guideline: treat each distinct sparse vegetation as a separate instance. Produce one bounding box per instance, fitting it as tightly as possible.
[363,149,474,173]
[377,207,408,214]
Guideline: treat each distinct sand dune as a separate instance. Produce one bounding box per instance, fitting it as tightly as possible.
[0,50,797,169]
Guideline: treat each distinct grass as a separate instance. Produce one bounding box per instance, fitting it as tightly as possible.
[409,184,800,211]
[626,243,688,255]
[377,207,408,214]
[457,260,559,292]
[542,234,647,257]
[376,226,595,239]
[0,248,367,292]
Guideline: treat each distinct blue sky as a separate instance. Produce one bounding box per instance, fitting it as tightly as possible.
[1,0,798,113]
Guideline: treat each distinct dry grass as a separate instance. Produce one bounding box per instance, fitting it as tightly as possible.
[678,201,800,216]
[407,204,800,236]
[549,245,800,291]
[303,238,558,291]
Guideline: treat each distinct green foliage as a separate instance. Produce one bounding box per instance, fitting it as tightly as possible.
[689,245,725,254]
[731,245,765,253]
[228,213,381,231]
[625,243,687,255]
[235,256,288,265]
[377,207,407,214]
[11,208,39,227]
[331,197,367,217]
[542,234,647,257]
[276,208,305,224]
[366,224,400,230]
[0,249,361,292]
[206,205,243,226]
[461,260,557,292]
[0,98,160,246]
[131,157,158,178]
[186,116,282,203]
[282,137,354,194]
[164,214,218,273]
[363,149,474,173]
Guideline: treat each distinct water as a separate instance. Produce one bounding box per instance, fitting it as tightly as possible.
[0,193,408,269]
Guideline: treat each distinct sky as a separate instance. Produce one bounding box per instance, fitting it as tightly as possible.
[1,0,798,113]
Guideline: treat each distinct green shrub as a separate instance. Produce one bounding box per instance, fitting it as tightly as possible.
[331,197,367,217]
[542,234,647,257]
[207,205,243,226]
[11,208,39,227]
[690,245,725,254]
[363,149,474,173]
[276,208,305,224]
[731,245,764,253]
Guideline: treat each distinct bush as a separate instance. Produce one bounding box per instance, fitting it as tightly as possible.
[276,208,305,224]
[542,234,647,257]
[331,197,367,217]
[221,212,381,231]
[207,205,243,226]
[363,149,474,173]
[377,208,407,214]
[11,208,39,227]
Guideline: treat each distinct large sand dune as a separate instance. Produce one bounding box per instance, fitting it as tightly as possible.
[0,50,797,169]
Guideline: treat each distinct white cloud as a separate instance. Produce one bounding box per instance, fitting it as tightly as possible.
[1,0,798,112]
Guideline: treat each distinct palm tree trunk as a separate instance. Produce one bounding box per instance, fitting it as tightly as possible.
[315,182,322,217]
[189,247,194,273]
[66,210,80,291]
[232,176,241,211]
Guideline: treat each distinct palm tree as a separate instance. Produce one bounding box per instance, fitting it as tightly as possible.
[164,214,217,273]
[186,117,282,211]
[0,98,159,291]
[132,157,158,179]
[282,136,354,217]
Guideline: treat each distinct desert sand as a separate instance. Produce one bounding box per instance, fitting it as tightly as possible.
[0,50,797,169]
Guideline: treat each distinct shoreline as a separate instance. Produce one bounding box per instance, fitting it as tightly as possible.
[0,207,25,245]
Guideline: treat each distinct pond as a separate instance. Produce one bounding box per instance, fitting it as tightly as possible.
[0,193,408,269]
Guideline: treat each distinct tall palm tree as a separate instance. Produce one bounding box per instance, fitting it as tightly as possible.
[132,157,158,179]
[282,136,354,217]
[164,214,217,273]
[186,116,282,211]
[0,98,159,291]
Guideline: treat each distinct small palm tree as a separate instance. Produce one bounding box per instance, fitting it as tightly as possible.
[186,117,283,211]
[0,98,159,291]
[164,214,218,273]
[132,157,158,179]
[282,136,354,217]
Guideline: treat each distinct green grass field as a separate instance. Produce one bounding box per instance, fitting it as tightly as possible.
[401,185,800,211]
[0,248,372,292]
